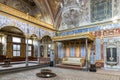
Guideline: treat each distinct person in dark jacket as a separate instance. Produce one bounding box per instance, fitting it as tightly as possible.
[89,45,96,72]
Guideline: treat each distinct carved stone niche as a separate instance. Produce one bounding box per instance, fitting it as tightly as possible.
[104,37,120,69]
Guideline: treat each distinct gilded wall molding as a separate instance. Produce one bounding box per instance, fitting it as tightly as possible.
[0,3,54,30]
[58,20,120,36]
[0,14,55,38]
[52,32,95,42]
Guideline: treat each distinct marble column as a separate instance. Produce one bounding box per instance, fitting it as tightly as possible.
[54,42,58,63]
[33,39,36,57]
[85,38,88,71]
[25,37,29,66]
[2,35,7,56]
[44,44,48,58]
[54,42,58,60]
[58,42,62,58]
[37,40,40,65]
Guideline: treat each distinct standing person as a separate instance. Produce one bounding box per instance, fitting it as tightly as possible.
[90,50,95,65]
[89,45,96,72]
[50,50,54,67]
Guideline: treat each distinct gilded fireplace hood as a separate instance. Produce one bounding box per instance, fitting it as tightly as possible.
[52,32,95,42]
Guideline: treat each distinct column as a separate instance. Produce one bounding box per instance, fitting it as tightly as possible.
[51,43,55,65]
[33,39,36,57]
[21,38,26,57]
[85,38,88,71]
[2,35,7,56]
[6,35,12,58]
[0,36,2,55]
[44,44,48,58]
[26,37,29,66]
[54,42,58,63]
[88,43,92,61]
[54,42,58,59]
[37,40,40,65]
[58,42,63,58]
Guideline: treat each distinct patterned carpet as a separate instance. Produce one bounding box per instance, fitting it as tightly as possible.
[0,67,120,80]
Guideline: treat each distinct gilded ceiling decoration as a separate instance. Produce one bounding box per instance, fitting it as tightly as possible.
[0,0,61,25]
[1,0,115,31]
[48,0,60,19]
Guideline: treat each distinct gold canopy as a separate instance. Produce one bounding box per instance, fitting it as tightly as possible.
[52,32,95,42]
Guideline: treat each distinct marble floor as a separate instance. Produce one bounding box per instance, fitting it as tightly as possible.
[0,61,49,70]
[0,67,120,80]
[0,61,38,70]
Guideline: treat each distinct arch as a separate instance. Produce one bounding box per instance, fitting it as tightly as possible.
[41,35,52,44]
[30,34,38,40]
[40,35,53,57]
[0,26,25,36]
[0,26,26,60]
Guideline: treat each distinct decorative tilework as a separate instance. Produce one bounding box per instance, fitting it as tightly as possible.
[58,23,120,36]
[96,38,101,60]
[0,15,55,38]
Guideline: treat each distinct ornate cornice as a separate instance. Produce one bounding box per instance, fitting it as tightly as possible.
[52,32,95,42]
[0,14,55,38]
[0,3,54,31]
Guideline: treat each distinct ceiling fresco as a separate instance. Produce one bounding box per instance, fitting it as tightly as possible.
[47,0,60,19]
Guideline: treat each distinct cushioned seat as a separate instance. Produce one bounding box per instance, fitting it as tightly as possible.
[62,57,85,67]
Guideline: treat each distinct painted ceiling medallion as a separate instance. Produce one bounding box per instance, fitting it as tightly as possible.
[62,8,81,26]
[59,0,89,30]
[61,0,84,27]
